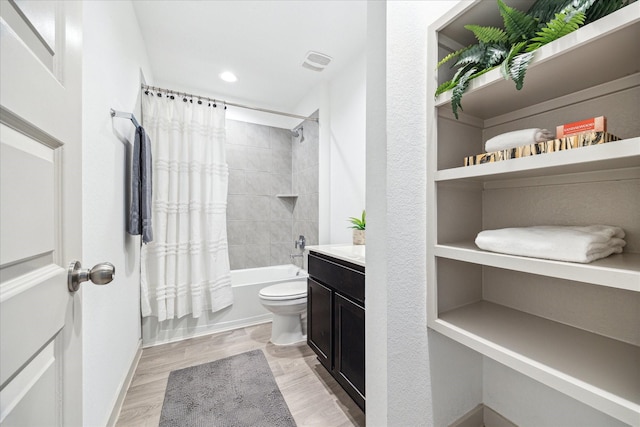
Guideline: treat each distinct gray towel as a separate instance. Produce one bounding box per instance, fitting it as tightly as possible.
[127,126,153,243]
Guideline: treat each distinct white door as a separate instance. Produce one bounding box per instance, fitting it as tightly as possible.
[1,1,84,425]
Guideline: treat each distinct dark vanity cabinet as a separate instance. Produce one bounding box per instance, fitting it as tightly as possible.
[307,251,365,411]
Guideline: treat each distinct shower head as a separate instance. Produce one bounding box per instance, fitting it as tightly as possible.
[291,126,304,143]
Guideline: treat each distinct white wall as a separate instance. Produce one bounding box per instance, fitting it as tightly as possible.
[293,53,366,245]
[82,1,153,425]
[328,53,366,244]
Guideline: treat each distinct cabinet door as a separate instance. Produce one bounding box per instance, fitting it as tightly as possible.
[334,293,365,410]
[308,278,332,370]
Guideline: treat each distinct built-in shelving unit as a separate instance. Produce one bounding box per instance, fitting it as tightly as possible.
[427,2,640,425]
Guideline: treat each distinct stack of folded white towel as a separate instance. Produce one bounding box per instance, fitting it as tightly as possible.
[484,128,555,152]
[475,225,626,263]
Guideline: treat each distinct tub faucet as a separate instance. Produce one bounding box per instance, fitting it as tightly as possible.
[290,253,304,271]
[294,235,306,251]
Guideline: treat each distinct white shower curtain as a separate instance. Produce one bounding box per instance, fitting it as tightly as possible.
[140,93,233,321]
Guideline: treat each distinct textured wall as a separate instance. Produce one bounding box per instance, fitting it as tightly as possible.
[385,2,436,424]
[226,119,318,269]
[366,1,471,426]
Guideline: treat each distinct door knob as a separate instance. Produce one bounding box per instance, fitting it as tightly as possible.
[68,261,115,292]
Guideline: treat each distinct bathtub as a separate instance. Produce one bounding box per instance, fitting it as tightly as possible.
[142,264,308,347]
[232,264,307,287]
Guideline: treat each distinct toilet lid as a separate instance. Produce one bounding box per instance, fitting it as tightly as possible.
[259,280,307,300]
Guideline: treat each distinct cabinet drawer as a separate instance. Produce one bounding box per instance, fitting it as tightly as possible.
[308,253,365,305]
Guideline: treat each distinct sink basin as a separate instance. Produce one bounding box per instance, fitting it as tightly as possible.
[328,245,365,261]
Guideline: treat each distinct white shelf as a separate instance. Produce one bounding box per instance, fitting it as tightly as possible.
[275,194,298,198]
[434,242,640,292]
[435,138,640,182]
[435,5,640,119]
[434,301,640,425]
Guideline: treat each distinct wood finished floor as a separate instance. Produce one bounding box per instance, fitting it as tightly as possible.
[116,322,365,427]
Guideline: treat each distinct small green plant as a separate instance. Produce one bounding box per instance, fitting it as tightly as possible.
[348,210,366,230]
[435,0,633,119]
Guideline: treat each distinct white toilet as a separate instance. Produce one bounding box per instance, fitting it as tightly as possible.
[259,280,307,345]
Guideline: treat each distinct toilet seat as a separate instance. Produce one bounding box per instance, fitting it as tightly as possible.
[259,280,307,301]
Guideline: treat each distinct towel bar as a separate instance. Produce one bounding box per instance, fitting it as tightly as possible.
[110,108,140,128]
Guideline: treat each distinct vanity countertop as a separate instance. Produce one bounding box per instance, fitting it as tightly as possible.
[306,244,365,267]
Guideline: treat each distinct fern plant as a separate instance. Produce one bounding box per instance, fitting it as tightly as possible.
[435,0,634,119]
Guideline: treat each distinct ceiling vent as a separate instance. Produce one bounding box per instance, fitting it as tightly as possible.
[302,51,332,72]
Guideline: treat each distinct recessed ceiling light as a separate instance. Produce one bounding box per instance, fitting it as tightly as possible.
[219,71,237,83]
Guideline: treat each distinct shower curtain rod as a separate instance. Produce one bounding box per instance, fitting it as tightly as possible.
[141,84,319,123]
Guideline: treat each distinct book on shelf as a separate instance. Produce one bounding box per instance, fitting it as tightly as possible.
[557,116,606,138]
[464,131,621,166]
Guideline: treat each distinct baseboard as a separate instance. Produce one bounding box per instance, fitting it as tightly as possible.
[449,404,517,427]
[142,314,272,348]
[106,340,143,427]
[483,405,517,427]
[450,404,485,427]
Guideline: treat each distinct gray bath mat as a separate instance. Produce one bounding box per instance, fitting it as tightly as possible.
[159,349,296,427]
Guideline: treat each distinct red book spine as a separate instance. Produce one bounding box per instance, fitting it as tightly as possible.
[556,116,606,138]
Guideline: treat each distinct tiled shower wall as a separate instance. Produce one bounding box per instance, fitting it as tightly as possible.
[226,117,319,270]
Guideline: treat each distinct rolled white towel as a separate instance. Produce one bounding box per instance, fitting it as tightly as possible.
[475,225,626,264]
[485,128,555,152]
